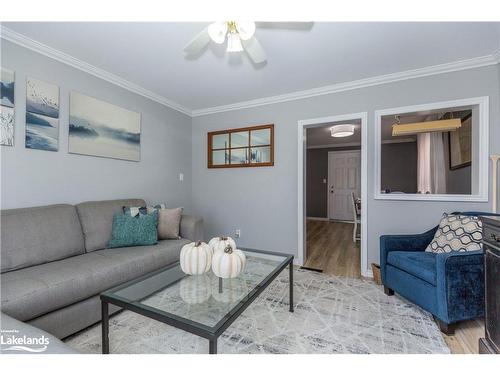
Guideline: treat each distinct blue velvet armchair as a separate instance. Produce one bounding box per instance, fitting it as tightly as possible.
[380,212,500,335]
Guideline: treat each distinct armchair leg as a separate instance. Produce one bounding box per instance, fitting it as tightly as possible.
[384,286,394,296]
[434,317,455,335]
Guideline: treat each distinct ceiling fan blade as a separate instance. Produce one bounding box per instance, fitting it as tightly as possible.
[242,36,267,64]
[183,27,211,55]
[255,22,314,30]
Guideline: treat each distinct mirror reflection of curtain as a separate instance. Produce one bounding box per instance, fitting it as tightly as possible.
[417,132,447,194]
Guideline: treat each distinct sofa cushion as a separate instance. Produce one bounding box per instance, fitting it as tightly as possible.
[1,204,85,273]
[1,239,189,321]
[76,198,145,252]
[387,251,437,286]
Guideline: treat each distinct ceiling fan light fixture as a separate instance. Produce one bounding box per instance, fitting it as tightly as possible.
[236,21,256,41]
[331,124,355,138]
[208,22,228,44]
[227,33,243,52]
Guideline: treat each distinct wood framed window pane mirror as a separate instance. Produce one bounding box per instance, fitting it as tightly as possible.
[208,124,274,168]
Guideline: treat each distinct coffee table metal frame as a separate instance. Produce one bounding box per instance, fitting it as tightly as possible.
[100,248,294,354]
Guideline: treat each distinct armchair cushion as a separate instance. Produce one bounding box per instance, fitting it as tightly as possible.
[387,251,437,285]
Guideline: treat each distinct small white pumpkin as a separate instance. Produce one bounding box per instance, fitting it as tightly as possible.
[179,275,212,304]
[180,241,212,275]
[211,245,246,279]
[209,236,237,254]
[212,277,248,304]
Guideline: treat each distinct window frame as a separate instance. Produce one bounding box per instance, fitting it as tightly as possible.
[373,97,489,202]
[207,124,274,168]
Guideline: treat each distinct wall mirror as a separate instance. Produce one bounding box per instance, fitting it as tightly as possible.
[374,97,488,201]
[208,124,274,168]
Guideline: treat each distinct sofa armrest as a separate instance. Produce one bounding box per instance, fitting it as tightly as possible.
[179,215,204,242]
[435,250,485,323]
[380,226,437,283]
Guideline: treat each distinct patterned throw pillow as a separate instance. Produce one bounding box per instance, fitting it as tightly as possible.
[107,212,158,248]
[123,203,166,218]
[425,213,483,253]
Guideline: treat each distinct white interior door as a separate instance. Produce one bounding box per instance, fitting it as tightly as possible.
[328,151,361,221]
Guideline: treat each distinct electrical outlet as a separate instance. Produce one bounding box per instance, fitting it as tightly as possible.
[179,173,184,181]
[235,229,241,238]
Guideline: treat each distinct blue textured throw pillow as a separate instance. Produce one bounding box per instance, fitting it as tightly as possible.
[107,212,158,248]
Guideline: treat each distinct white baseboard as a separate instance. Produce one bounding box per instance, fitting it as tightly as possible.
[362,268,374,278]
[306,216,329,221]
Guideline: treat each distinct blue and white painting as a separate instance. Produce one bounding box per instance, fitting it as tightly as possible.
[26,77,59,118]
[1,68,15,146]
[0,68,15,108]
[25,77,59,151]
[69,92,141,162]
[1,105,15,146]
[25,112,59,151]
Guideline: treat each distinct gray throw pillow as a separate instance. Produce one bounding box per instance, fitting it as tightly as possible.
[425,213,483,253]
[158,207,183,240]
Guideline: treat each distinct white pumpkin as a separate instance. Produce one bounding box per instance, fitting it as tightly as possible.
[179,275,212,304]
[209,236,237,254]
[180,241,212,275]
[211,245,246,279]
[212,277,248,304]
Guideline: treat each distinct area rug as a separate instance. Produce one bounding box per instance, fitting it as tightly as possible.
[65,268,450,354]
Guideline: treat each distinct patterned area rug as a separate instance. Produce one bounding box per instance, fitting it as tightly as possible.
[65,268,450,354]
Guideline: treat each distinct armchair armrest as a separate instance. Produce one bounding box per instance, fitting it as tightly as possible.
[179,215,204,242]
[435,250,485,323]
[380,226,437,283]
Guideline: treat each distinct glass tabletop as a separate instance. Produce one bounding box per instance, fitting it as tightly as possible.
[102,248,292,333]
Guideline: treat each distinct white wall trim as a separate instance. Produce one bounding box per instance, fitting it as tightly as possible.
[373,96,490,202]
[298,112,370,277]
[0,26,192,116]
[193,54,500,117]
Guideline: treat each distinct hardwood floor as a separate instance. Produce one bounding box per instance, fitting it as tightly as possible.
[305,220,360,278]
[304,219,483,354]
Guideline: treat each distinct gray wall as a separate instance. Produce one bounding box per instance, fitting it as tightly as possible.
[381,142,418,193]
[1,41,193,211]
[191,65,500,272]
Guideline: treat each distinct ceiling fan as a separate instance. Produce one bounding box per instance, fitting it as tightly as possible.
[184,21,267,64]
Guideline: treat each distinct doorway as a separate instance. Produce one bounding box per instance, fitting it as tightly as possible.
[298,112,368,278]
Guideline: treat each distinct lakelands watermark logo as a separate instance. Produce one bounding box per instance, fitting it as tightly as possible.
[1,329,50,353]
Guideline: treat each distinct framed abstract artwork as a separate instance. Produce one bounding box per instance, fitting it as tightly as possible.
[25,77,60,151]
[1,68,15,146]
[448,112,472,170]
[69,92,141,162]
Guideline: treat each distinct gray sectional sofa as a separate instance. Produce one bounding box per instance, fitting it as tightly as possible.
[1,198,203,342]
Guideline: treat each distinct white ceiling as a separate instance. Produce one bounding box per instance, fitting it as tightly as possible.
[3,22,499,112]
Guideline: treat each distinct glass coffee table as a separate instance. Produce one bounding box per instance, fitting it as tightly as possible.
[100,248,294,354]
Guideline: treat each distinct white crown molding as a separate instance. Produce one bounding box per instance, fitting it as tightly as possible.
[192,53,500,117]
[0,26,192,116]
[2,25,498,119]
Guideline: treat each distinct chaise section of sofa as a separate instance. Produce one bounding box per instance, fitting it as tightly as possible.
[1,199,203,339]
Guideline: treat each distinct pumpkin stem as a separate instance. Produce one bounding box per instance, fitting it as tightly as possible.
[195,241,202,247]
[224,245,233,254]
[221,236,227,241]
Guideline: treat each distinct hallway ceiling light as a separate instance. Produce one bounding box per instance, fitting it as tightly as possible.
[331,124,355,137]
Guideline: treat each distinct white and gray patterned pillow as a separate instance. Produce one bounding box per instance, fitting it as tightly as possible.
[425,213,483,253]
[123,203,166,218]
